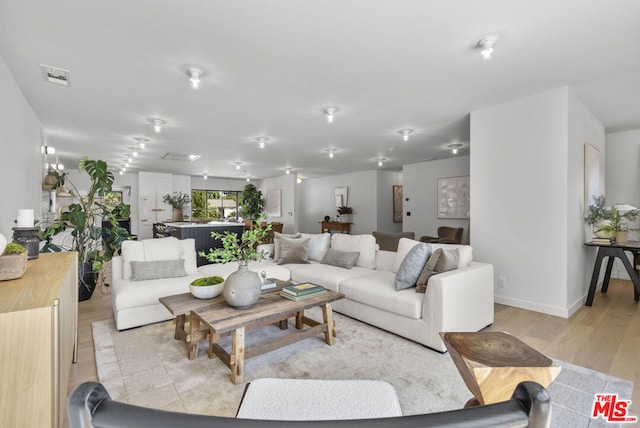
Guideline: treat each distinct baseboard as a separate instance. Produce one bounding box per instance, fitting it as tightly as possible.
[494,295,572,318]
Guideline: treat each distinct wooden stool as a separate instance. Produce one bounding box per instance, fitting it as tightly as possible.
[441,331,561,406]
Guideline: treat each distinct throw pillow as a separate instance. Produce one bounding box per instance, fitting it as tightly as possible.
[394,243,431,290]
[373,231,416,252]
[277,237,310,265]
[416,248,459,293]
[392,238,422,273]
[321,248,360,269]
[273,232,301,260]
[330,234,377,269]
[299,233,331,261]
[130,259,187,281]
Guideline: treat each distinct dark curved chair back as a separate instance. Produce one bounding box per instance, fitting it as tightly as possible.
[420,226,464,244]
[68,381,551,428]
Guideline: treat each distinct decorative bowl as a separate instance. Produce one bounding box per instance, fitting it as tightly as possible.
[189,281,224,299]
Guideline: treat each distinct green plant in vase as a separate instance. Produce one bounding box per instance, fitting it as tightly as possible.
[587,195,639,240]
[199,223,271,308]
[162,191,191,222]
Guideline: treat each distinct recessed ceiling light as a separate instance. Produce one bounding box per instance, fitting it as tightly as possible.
[186,67,202,89]
[149,118,166,133]
[448,143,463,154]
[233,161,243,170]
[324,107,337,123]
[256,137,269,149]
[296,175,302,184]
[203,173,208,179]
[399,129,413,141]
[326,149,337,159]
[133,137,149,149]
[477,36,497,59]
[283,167,292,175]
[376,157,386,167]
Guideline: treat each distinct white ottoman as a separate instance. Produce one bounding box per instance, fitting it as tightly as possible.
[236,378,402,421]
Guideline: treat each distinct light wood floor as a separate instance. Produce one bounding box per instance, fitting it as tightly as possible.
[67,278,640,416]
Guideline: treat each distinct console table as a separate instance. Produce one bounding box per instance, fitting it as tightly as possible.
[585,241,640,306]
[320,221,351,234]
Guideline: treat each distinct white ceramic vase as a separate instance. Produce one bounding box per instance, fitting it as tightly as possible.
[223,264,261,308]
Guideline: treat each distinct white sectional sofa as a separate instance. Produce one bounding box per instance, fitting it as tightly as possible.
[111,233,494,352]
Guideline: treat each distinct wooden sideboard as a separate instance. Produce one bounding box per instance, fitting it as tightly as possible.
[320,221,352,234]
[0,252,78,428]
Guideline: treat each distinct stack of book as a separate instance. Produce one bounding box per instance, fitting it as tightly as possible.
[591,237,615,245]
[280,283,326,301]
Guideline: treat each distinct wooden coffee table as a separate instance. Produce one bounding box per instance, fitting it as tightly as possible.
[191,289,344,384]
[159,278,292,360]
[441,331,561,406]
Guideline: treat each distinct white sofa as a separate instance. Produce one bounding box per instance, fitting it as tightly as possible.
[111,237,204,330]
[111,234,494,352]
[199,233,494,352]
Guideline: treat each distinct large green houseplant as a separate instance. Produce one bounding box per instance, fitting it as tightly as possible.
[240,184,265,222]
[40,157,131,300]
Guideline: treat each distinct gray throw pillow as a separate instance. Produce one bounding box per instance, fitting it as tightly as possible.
[130,259,187,281]
[416,248,459,293]
[394,243,431,290]
[278,237,310,265]
[321,248,360,269]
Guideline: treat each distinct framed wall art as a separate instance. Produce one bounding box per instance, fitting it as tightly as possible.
[437,176,470,219]
[393,185,403,223]
[265,189,282,217]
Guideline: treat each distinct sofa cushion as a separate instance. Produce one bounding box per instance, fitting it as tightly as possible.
[321,248,360,269]
[330,234,376,269]
[299,233,331,261]
[290,263,376,292]
[394,243,431,290]
[273,232,301,260]
[143,236,184,261]
[112,273,201,310]
[130,259,187,281]
[373,231,416,252]
[278,237,310,265]
[340,271,424,319]
[121,240,145,280]
[416,248,459,293]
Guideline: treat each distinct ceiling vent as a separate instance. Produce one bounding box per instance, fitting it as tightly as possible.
[40,64,70,86]
[161,152,201,162]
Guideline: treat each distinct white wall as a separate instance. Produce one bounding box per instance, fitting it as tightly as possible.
[0,53,42,240]
[471,87,603,318]
[191,177,251,192]
[298,170,378,235]
[605,129,640,279]
[567,90,606,312]
[402,156,470,242]
[376,171,403,233]
[259,174,297,233]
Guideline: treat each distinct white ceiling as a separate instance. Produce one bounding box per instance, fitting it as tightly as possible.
[1,0,639,180]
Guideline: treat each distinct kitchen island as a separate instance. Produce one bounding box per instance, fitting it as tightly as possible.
[158,221,245,266]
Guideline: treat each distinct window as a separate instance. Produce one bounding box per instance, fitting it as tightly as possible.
[191,189,240,220]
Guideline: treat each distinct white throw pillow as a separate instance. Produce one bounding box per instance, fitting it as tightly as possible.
[179,238,198,272]
[299,233,331,261]
[330,234,376,269]
[392,238,422,273]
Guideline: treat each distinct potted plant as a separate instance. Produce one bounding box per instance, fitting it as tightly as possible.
[337,206,353,223]
[587,195,639,241]
[40,157,132,301]
[0,243,28,281]
[199,223,271,308]
[240,184,264,228]
[189,275,225,299]
[162,191,191,222]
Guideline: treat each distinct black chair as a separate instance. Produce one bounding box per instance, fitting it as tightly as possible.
[67,381,551,428]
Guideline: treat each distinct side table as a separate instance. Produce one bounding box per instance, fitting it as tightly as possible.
[320,221,351,234]
[584,241,640,306]
[441,331,560,406]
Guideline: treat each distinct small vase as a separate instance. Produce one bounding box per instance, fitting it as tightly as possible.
[223,264,261,308]
[616,231,629,244]
[172,208,184,222]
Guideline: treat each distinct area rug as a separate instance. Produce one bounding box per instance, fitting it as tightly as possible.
[93,308,634,426]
